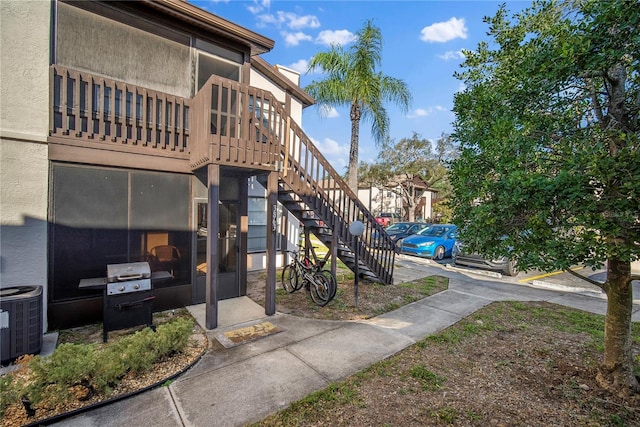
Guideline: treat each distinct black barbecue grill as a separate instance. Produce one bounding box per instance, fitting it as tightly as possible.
[103,262,155,342]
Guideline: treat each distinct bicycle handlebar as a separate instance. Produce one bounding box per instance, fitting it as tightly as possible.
[285,249,326,271]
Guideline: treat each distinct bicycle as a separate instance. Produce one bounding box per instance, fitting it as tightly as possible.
[282,250,337,306]
[316,259,338,302]
[302,255,338,303]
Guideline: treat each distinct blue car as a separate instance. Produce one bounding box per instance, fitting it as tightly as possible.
[400,224,458,260]
[371,222,430,251]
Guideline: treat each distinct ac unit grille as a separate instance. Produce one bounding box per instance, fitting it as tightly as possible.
[1,286,43,363]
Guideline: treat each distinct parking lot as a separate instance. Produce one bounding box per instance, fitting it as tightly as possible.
[395,254,640,304]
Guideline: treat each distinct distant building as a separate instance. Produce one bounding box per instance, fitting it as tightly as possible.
[358,178,438,221]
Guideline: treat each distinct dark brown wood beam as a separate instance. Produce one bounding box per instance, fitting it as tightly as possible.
[206,163,220,329]
[265,171,278,316]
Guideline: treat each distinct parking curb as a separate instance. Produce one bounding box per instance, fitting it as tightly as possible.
[530,280,605,299]
[445,264,503,279]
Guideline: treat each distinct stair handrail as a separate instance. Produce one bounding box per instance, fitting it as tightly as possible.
[270,103,396,284]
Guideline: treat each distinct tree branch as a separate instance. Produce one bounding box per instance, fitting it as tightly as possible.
[565,268,606,289]
[587,78,605,123]
[579,70,605,79]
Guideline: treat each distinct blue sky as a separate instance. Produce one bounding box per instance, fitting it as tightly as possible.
[191,0,529,173]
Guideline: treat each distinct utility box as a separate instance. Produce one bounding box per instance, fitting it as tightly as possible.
[0,286,43,364]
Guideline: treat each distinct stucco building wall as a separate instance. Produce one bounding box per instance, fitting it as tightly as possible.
[0,1,51,327]
[56,2,193,98]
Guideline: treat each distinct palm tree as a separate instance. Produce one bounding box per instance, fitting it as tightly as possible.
[305,20,412,191]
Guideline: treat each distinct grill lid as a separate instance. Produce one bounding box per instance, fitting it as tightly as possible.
[107,262,151,283]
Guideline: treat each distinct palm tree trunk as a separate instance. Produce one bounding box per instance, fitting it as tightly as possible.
[348,103,361,192]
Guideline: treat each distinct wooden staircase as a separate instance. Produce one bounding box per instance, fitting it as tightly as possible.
[260,116,396,285]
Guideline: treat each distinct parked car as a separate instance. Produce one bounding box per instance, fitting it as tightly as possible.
[452,241,517,276]
[375,212,402,227]
[400,224,458,260]
[372,222,430,251]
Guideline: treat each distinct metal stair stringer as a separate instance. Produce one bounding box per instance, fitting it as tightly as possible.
[267,113,396,285]
[275,185,382,282]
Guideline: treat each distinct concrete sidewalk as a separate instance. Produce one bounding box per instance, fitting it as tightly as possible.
[52,260,640,427]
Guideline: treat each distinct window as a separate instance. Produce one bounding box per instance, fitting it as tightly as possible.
[195,39,243,65]
[247,197,282,252]
[49,164,190,301]
[249,97,280,143]
[197,50,242,138]
[197,51,241,91]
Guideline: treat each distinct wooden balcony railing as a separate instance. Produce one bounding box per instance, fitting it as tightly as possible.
[189,74,283,170]
[49,65,190,153]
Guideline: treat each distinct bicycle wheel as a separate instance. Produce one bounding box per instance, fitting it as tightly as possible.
[281,263,298,293]
[309,272,331,306]
[293,266,305,290]
[320,269,337,302]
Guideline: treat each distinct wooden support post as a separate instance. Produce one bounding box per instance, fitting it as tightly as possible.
[331,226,338,279]
[265,171,278,316]
[304,228,311,259]
[283,116,291,177]
[205,164,220,330]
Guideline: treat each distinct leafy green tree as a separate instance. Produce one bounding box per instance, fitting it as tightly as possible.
[305,20,412,191]
[359,132,452,221]
[432,133,457,222]
[434,132,459,164]
[451,0,639,394]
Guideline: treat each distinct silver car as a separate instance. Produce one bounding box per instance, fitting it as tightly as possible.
[452,241,517,276]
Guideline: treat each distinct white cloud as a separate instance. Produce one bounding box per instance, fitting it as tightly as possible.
[256,10,320,30]
[407,106,448,118]
[312,137,349,169]
[288,59,309,73]
[282,31,312,47]
[408,108,430,118]
[282,12,320,30]
[255,13,278,27]
[315,29,356,46]
[420,17,468,43]
[320,105,339,118]
[247,0,270,15]
[438,50,466,60]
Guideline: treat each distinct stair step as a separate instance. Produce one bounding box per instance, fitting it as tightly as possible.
[275,166,394,285]
[282,206,312,214]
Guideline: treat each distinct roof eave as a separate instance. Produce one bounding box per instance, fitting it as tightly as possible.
[144,0,274,56]
[251,56,316,108]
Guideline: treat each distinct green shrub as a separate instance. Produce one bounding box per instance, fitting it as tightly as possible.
[92,346,129,393]
[153,317,194,356]
[0,317,195,418]
[109,328,160,374]
[0,373,22,415]
[26,343,98,405]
